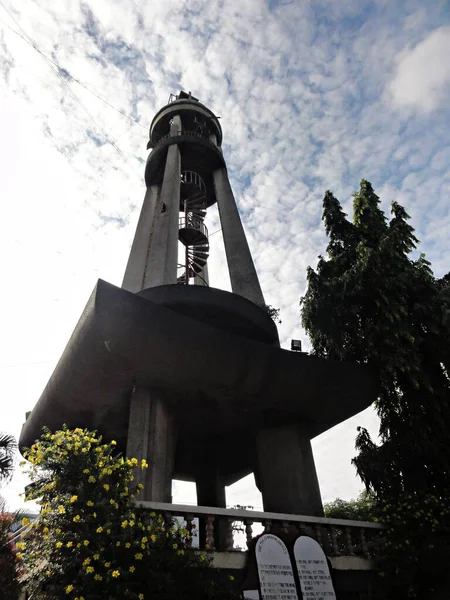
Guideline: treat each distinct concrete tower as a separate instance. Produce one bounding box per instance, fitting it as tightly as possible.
[20,92,377,518]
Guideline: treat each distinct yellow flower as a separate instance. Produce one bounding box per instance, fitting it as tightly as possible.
[70,495,78,503]
[96,527,103,533]
[141,537,148,543]
[56,528,61,534]
[22,517,30,526]
[67,541,73,548]
[83,558,91,566]
[105,562,111,568]
[16,542,26,550]
[135,553,143,560]
[66,584,74,593]
[139,594,144,600]
[86,566,94,574]
[129,565,135,573]
[86,501,94,507]
[172,543,178,550]
[58,505,66,514]
[116,541,121,547]
[43,527,49,534]
[111,440,117,446]
[73,515,81,523]
[83,469,89,474]
[88,476,96,483]
[141,459,148,469]
[56,542,63,548]
[121,520,128,528]
[16,552,23,560]
[94,574,103,581]
[83,540,89,546]
[103,484,110,491]
[125,542,131,548]
[93,554,100,560]
[229,575,235,581]
[44,570,51,576]
[129,521,135,527]
[112,570,120,578]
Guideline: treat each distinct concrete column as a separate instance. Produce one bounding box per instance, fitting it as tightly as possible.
[142,116,182,289]
[196,463,227,550]
[126,388,176,502]
[254,424,324,517]
[121,184,160,293]
[213,167,265,306]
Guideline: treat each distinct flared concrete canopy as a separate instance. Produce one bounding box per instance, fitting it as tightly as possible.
[20,280,378,485]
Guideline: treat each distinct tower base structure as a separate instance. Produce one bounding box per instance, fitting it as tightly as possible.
[20,280,378,517]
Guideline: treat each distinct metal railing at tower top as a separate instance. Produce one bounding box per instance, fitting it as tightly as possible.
[153,129,215,147]
[136,502,385,558]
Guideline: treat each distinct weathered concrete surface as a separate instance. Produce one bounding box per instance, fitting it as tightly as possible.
[213,167,265,306]
[137,284,279,345]
[255,424,324,516]
[20,280,378,511]
[142,118,181,288]
[121,184,160,293]
[126,387,176,503]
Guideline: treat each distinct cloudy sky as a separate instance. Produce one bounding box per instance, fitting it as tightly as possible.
[1,0,449,512]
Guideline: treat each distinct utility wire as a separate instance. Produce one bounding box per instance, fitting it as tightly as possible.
[0,2,145,184]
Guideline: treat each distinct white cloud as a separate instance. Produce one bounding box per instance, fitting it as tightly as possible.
[387,25,450,112]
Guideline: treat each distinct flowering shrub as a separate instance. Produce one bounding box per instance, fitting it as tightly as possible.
[20,427,240,600]
[0,511,20,600]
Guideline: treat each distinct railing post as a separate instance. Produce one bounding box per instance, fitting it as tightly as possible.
[244,519,254,548]
[345,527,355,556]
[360,528,369,558]
[185,514,194,549]
[226,518,234,551]
[262,519,272,534]
[205,515,215,550]
[330,526,340,556]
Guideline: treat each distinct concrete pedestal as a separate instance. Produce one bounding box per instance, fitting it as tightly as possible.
[126,387,176,502]
[254,424,324,516]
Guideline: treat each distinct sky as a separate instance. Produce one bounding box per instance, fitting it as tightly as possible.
[0,0,449,512]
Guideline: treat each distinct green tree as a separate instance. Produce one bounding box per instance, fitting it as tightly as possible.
[19,427,239,600]
[301,180,450,599]
[0,434,20,599]
[323,491,376,522]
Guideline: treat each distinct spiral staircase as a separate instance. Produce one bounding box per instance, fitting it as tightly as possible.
[177,171,209,285]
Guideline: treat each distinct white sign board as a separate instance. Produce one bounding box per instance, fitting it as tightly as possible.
[256,534,299,600]
[243,591,260,600]
[293,536,336,599]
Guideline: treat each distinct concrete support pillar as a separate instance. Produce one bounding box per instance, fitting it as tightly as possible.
[196,463,227,550]
[121,184,160,293]
[254,424,324,517]
[126,387,176,502]
[141,116,182,289]
[213,167,265,306]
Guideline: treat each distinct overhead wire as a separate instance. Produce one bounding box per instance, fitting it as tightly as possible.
[0,1,145,184]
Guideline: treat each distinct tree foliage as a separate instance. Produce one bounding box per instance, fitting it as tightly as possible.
[301,180,450,598]
[0,433,16,482]
[323,491,376,522]
[19,427,239,600]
